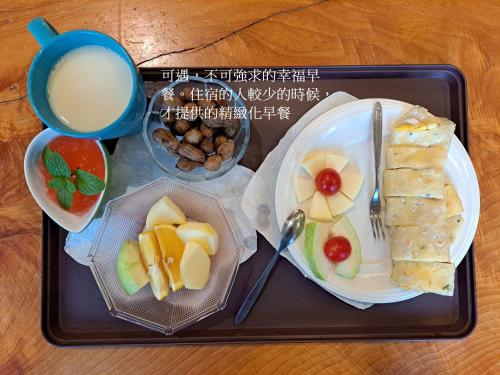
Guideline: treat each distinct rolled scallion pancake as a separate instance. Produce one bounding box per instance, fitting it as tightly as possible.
[389,224,450,262]
[444,184,464,218]
[386,146,448,170]
[391,106,456,150]
[391,261,455,296]
[384,169,444,199]
[446,214,464,243]
[384,197,445,226]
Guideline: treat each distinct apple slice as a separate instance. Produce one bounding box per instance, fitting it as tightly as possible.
[304,221,332,280]
[176,222,219,255]
[145,196,186,231]
[294,175,316,202]
[300,154,326,177]
[308,191,333,222]
[180,241,211,289]
[340,173,364,200]
[324,154,348,172]
[116,240,149,296]
[325,192,353,216]
[329,216,361,279]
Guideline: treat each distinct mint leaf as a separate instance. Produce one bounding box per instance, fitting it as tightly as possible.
[47,176,68,191]
[47,177,76,210]
[43,146,71,178]
[74,169,105,196]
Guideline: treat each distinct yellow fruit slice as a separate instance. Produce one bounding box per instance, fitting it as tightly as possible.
[300,154,326,177]
[154,224,185,291]
[294,175,316,202]
[308,191,333,222]
[145,196,186,231]
[138,231,169,300]
[176,222,219,255]
[324,154,348,172]
[325,192,353,216]
[180,241,211,290]
[340,172,364,200]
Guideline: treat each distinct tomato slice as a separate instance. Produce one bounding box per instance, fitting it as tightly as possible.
[323,236,351,262]
[315,168,341,196]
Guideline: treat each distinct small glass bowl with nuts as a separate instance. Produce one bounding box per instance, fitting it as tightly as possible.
[143,76,250,181]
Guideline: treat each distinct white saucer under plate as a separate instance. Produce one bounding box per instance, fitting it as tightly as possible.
[275,98,480,304]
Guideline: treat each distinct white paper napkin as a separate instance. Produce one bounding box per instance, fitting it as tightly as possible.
[65,132,257,266]
[241,92,373,309]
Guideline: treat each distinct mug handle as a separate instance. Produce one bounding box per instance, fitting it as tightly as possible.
[28,17,59,47]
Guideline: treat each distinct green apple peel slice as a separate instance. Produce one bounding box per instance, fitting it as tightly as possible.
[304,221,332,280]
[329,216,361,279]
[116,240,149,296]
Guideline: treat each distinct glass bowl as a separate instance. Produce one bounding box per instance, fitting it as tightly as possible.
[88,177,242,335]
[143,76,250,182]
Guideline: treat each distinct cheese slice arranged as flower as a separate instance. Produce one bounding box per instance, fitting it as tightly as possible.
[295,152,364,221]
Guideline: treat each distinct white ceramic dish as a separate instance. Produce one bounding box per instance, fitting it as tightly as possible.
[275,98,480,304]
[24,128,108,233]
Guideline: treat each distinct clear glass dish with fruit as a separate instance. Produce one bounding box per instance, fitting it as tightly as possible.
[89,177,242,335]
[143,76,250,181]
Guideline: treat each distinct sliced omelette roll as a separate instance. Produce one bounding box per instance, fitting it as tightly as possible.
[391,261,455,296]
[444,183,464,218]
[384,197,446,226]
[389,224,450,262]
[384,169,445,199]
[386,146,448,170]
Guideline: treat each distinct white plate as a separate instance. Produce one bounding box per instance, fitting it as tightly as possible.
[275,98,480,303]
[24,128,108,233]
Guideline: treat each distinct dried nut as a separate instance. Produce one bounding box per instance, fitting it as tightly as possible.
[203,116,225,128]
[204,155,223,171]
[197,99,216,109]
[216,98,230,107]
[214,135,228,149]
[200,138,215,154]
[217,141,235,161]
[200,106,221,124]
[178,143,206,163]
[179,87,194,102]
[224,121,239,137]
[161,95,184,110]
[152,128,180,153]
[199,122,214,138]
[160,110,176,126]
[176,157,203,172]
[183,102,199,121]
[174,119,191,135]
[184,129,203,145]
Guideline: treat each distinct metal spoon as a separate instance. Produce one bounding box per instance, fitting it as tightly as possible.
[234,209,305,325]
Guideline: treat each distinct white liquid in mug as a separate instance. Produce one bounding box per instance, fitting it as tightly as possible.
[47,45,133,133]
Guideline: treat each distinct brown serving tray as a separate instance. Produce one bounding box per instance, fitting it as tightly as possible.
[42,65,476,346]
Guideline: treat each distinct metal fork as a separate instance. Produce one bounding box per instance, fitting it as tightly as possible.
[370,102,385,240]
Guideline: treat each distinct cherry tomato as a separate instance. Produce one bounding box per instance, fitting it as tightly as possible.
[315,168,341,196]
[323,236,352,262]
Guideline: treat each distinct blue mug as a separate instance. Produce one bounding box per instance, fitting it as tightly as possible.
[27,17,146,139]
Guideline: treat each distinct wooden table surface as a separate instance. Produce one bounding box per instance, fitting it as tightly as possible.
[1,0,499,373]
